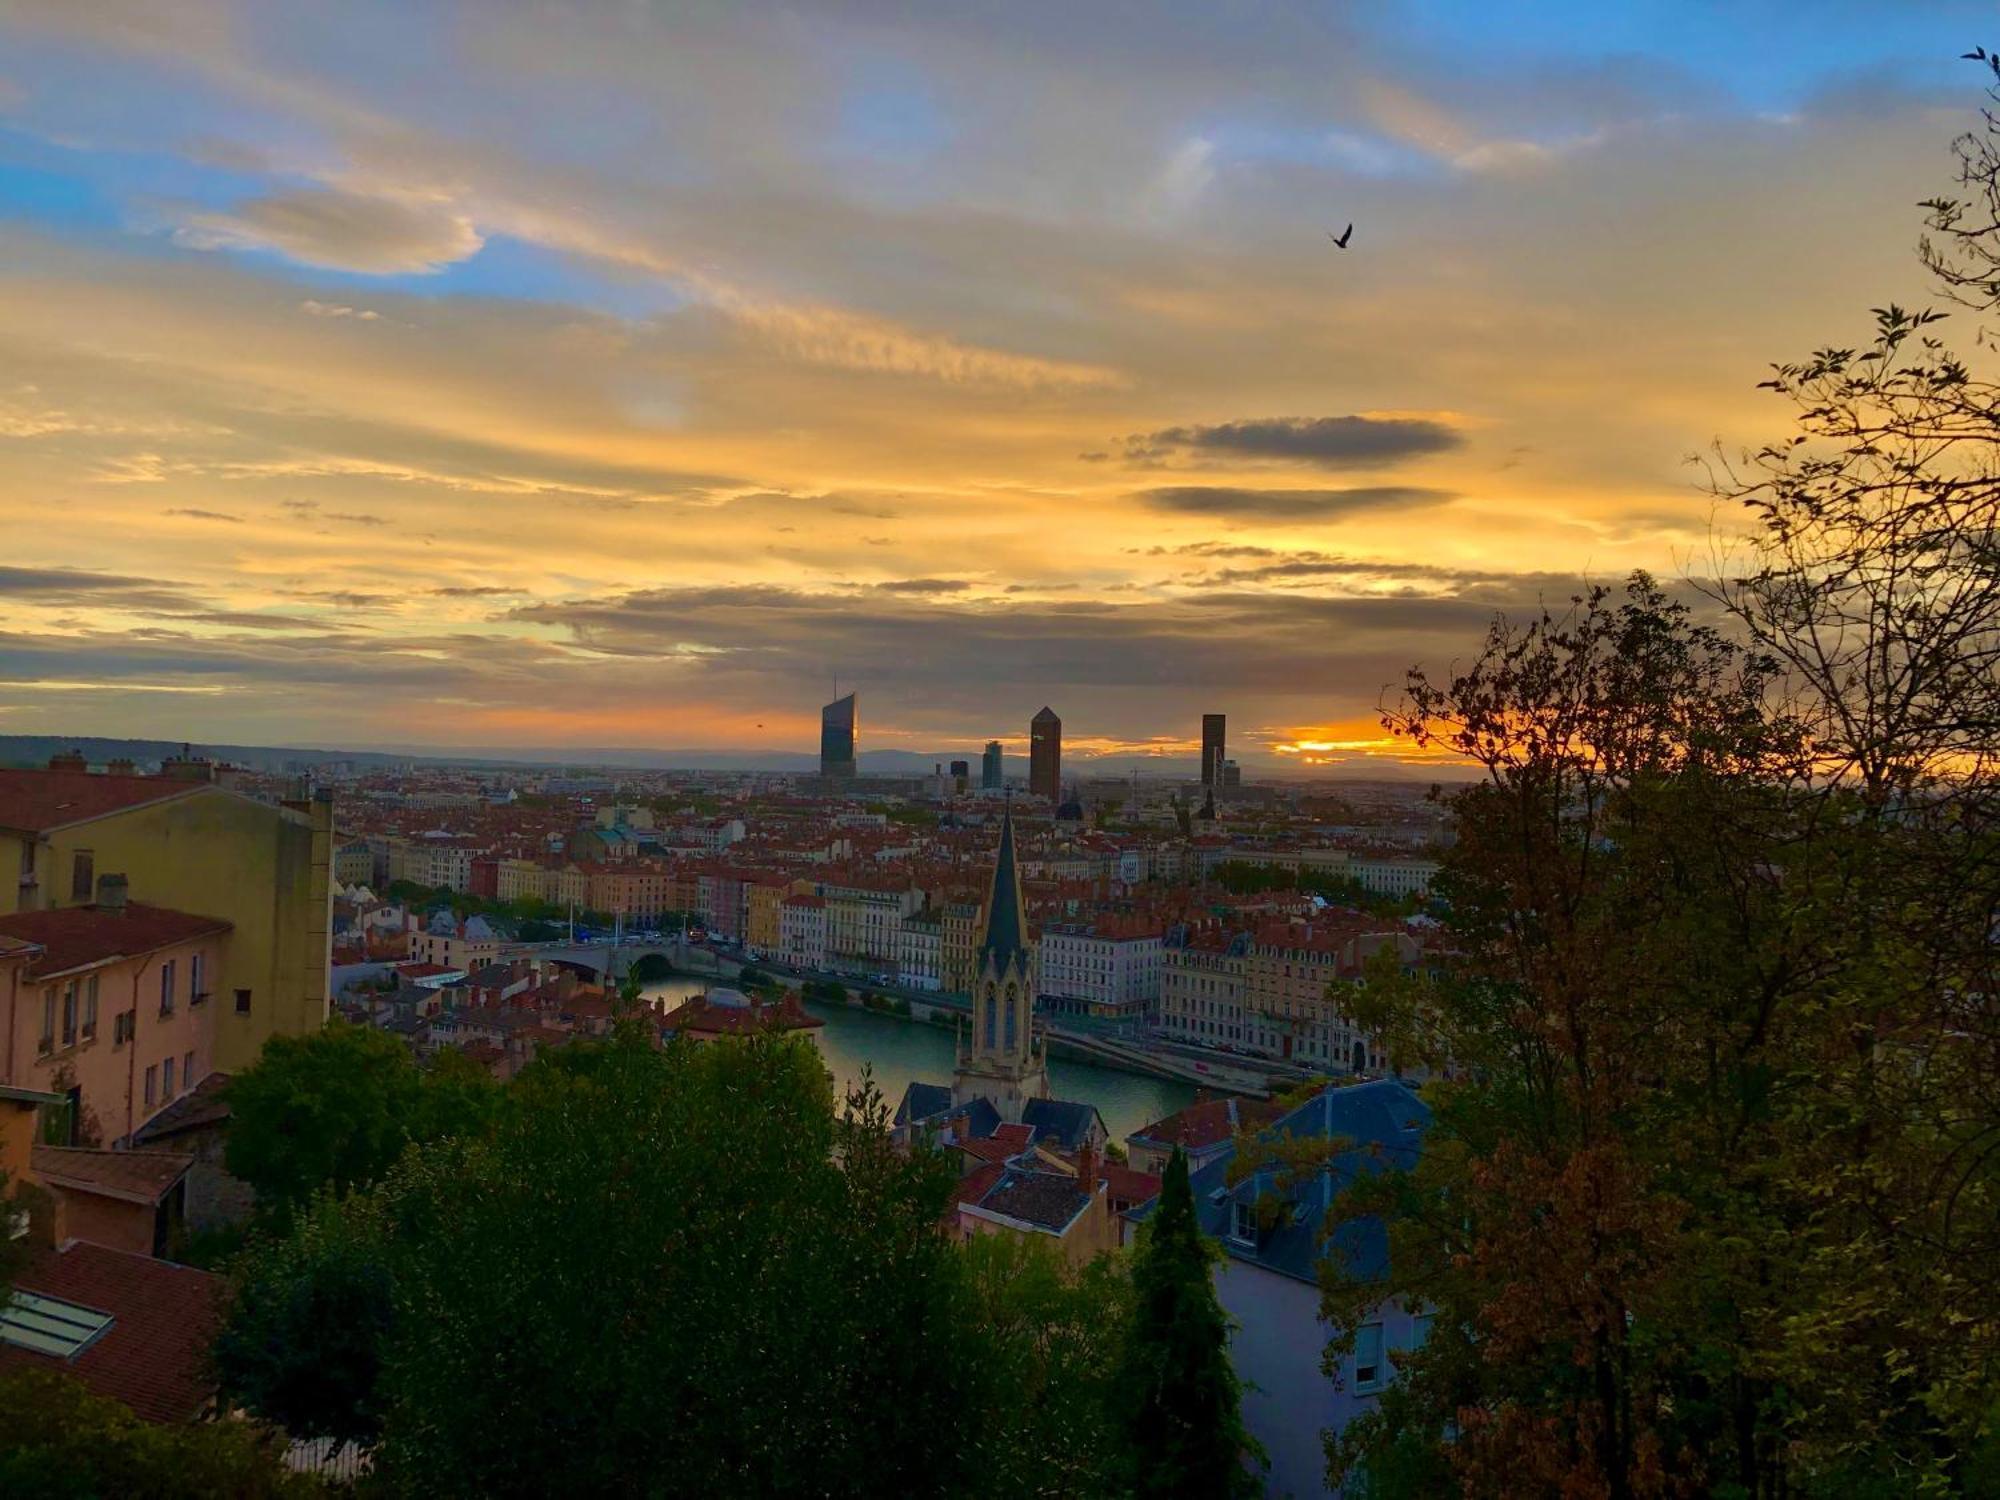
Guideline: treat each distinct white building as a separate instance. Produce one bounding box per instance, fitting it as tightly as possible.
[898,909,943,992]
[778,893,826,971]
[1345,857,1438,899]
[1035,918,1162,1022]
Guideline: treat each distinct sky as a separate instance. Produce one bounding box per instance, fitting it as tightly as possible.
[0,0,1992,772]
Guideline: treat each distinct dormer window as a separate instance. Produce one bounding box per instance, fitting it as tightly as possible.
[1230,1197,1257,1244]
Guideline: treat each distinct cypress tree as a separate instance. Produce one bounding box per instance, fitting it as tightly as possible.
[1118,1146,1264,1497]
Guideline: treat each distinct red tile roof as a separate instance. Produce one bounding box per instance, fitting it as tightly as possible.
[665,993,825,1037]
[30,1147,193,1205]
[1130,1095,1282,1152]
[0,1241,221,1422]
[0,904,231,979]
[1099,1163,1162,1206]
[0,770,198,836]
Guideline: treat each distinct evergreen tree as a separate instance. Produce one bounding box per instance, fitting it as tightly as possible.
[1117,1148,1263,1498]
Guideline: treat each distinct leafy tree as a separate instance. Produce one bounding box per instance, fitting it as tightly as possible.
[0,1369,315,1499]
[215,1191,395,1445]
[957,1233,1134,1495]
[1116,1148,1263,1498]
[225,1023,423,1225]
[220,1024,1145,1496]
[225,1023,499,1227]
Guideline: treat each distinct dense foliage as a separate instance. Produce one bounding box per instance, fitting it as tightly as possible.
[218,1025,1150,1497]
[0,1369,314,1499]
[222,1022,501,1228]
[1321,67,2000,1496]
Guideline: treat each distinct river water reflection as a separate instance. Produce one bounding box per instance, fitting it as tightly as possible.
[641,977,1195,1144]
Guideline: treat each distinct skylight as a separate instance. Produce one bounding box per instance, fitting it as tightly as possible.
[0,1291,114,1360]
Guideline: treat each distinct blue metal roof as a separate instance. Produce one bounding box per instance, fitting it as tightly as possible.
[1128,1078,1429,1286]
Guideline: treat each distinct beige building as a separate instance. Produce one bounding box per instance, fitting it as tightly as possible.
[0,766,331,1074]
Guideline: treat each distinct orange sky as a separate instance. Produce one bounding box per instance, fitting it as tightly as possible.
[0,2,1984,769]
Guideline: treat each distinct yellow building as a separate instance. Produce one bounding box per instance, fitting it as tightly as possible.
[743,880,785,955]
[495,858,552,904]
[0,768,332,1074]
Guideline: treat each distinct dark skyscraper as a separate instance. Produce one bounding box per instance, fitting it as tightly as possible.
[820,692,857,778]
[1029,707,1061,802]
[1201,713,1227,787]
[981,739,1004,791]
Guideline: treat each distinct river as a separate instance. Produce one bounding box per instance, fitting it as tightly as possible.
[640,977,1195,1144]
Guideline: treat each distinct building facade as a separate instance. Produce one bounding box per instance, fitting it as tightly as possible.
[820,693,858,779]
[1201,713,1227,787]
[1036,918,1163,1023]
[0,768,331,1074]
[1029,707,1062,803]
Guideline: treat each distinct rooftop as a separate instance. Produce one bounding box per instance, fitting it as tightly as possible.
[0,1241,220,1422]
[0,904,231,980]
[30,1147,194,1205]
[0,769,199,836]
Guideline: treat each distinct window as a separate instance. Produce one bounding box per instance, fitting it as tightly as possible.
[60,982,77,1047]
[144,1065,157,1108]
[190,952,205,1002]
[113,1010,133,1046]
[1354,1323,1385,1393]
[71,849,93,901]
[1408,1314,1434,1352]
[235,988,252,1015]
[163,1055,176,1098]
[184,1050,195,1089]
[1230,1197,1257,1244]
[159,959,177,1016]
[38,988,54,1055]
[81,976,98,1041]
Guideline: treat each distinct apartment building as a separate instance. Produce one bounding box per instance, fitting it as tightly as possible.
[1036,916,1163,1023]
[0,766,331,1073]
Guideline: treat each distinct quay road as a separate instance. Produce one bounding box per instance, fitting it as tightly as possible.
[508,936,1305,1098]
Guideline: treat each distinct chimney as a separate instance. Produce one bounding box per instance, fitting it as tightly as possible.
[95,874,128,913]
[106,758,136,776]
[1077,1141,1099,1197]
[47,749,86,773]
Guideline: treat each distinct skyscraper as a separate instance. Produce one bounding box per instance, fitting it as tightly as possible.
[1201,713,1227,787]
[820,692,857,778]
[1029,707,1061,802]
[981,740,1004,791]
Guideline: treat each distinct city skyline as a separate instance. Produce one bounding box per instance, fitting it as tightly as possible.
[0,4,1989,768]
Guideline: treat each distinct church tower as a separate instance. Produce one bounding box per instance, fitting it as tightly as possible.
[952,802,1049,1120]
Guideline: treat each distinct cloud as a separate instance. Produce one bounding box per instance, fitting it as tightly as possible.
[1134,485,1454,519]
[300,299,381,321]
[173,187,485,274]
[162,507,243,523]
[1124,416,1464,468]
[869,577,972,594]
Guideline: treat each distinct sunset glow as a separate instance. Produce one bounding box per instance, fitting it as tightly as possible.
[0,2,1981,766]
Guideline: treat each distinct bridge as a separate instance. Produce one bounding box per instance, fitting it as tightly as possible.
[502,939,738,982]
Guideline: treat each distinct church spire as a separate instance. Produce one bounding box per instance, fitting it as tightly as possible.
[977,800,1029,979]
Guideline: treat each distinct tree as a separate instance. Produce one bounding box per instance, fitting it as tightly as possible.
[1312,74,2000,1491]
[224,1023,499,1227]
[0,1369,315,1499]
[214,1190,395,1446]
[220,1023,1153,1496]
[957,1233,1134,1496]
[1116,1148,1263,1498]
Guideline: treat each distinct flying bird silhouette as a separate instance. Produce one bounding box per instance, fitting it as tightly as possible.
[1965,47,1989,61]
[1328,223,1354,249]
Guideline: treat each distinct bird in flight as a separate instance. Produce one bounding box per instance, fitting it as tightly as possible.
[1328,223,1354,250]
